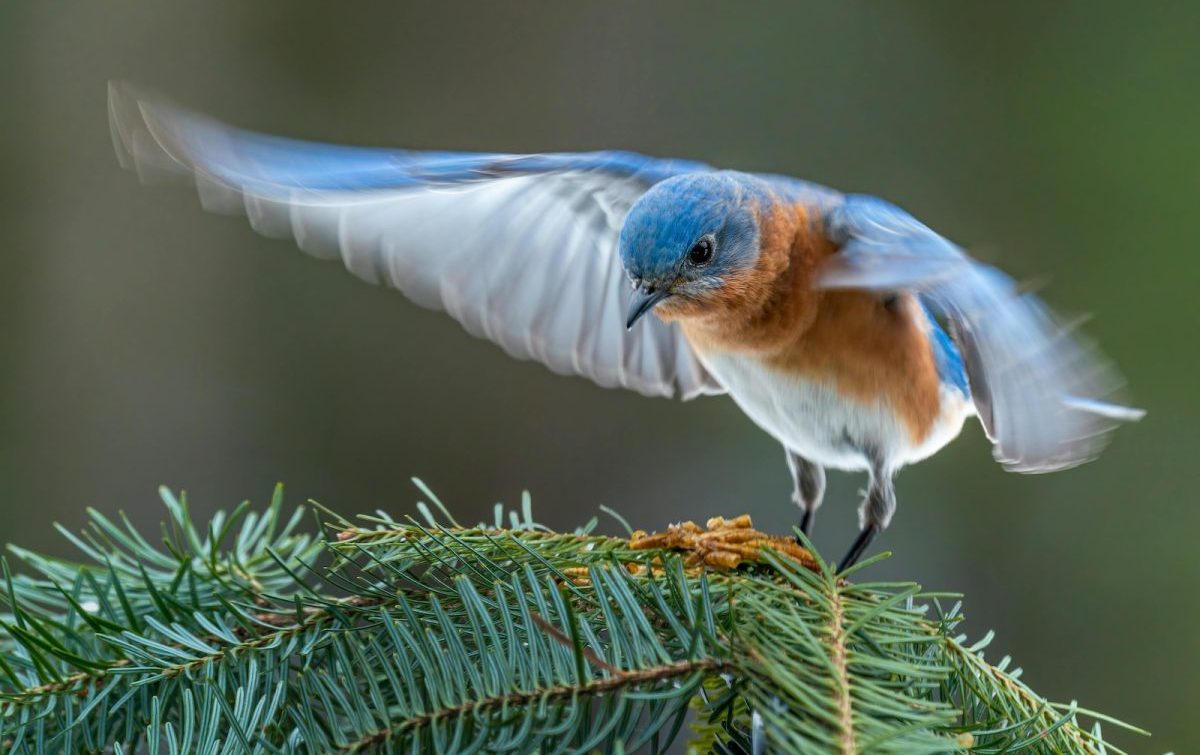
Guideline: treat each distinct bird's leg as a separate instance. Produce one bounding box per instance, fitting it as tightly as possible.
[785,448,826,540]
[837,461,895,572]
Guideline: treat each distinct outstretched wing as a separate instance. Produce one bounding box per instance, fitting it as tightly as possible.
[821,195,1142,472]
[108,82,723,400]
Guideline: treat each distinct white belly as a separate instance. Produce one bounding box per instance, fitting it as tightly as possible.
[699,349,972,472]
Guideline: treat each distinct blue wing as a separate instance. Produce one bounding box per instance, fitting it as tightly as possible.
[821,195,1142,472]
[108,82,723,399]
[112,114,708,192]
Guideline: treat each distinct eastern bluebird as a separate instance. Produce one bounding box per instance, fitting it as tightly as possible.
[108,83,1144,570]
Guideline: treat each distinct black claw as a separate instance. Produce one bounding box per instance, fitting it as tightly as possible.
[837,525,879,572]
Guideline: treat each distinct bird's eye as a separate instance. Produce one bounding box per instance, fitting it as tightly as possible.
[687,236,715,266]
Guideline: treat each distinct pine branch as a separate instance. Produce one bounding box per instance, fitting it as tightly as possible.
[342,657,729,752]
[0,484,1147,754]
[825,573,856,755]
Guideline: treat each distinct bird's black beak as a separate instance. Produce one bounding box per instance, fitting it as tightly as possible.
[625,286,672,330]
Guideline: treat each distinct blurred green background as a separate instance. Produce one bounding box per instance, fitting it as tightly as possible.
[1,2,1195,751]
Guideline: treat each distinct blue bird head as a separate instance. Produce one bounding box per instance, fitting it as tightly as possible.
[619,172,768,328]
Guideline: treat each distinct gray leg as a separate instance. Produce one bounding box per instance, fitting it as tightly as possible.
[785,448,826,537]
[837,461,896,572]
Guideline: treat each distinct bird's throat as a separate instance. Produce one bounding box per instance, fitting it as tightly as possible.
[681,202,835,356]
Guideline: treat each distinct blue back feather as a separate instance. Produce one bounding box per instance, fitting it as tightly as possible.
[920,301,970,395]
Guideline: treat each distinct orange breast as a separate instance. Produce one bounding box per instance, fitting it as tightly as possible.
[770,290,944,443]
[679,200,944,444]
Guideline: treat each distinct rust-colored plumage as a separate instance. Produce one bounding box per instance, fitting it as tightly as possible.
[671,200,944,444]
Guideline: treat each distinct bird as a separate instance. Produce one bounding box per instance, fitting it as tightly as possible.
[107,82,1144,571]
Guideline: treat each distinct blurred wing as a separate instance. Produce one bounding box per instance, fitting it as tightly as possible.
[821,195,1143,473]
[108,82,723,399]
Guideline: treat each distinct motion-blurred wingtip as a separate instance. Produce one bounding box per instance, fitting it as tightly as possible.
[106,81,222,189]
[1062,395,1146,423]
[107,79,138,169]
[108,80,174,171]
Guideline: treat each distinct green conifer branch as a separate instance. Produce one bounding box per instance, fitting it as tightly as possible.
[0,484,1147,754]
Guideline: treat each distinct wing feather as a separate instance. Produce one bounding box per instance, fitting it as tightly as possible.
[821,195,1142,472]
[109,82,723,400]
